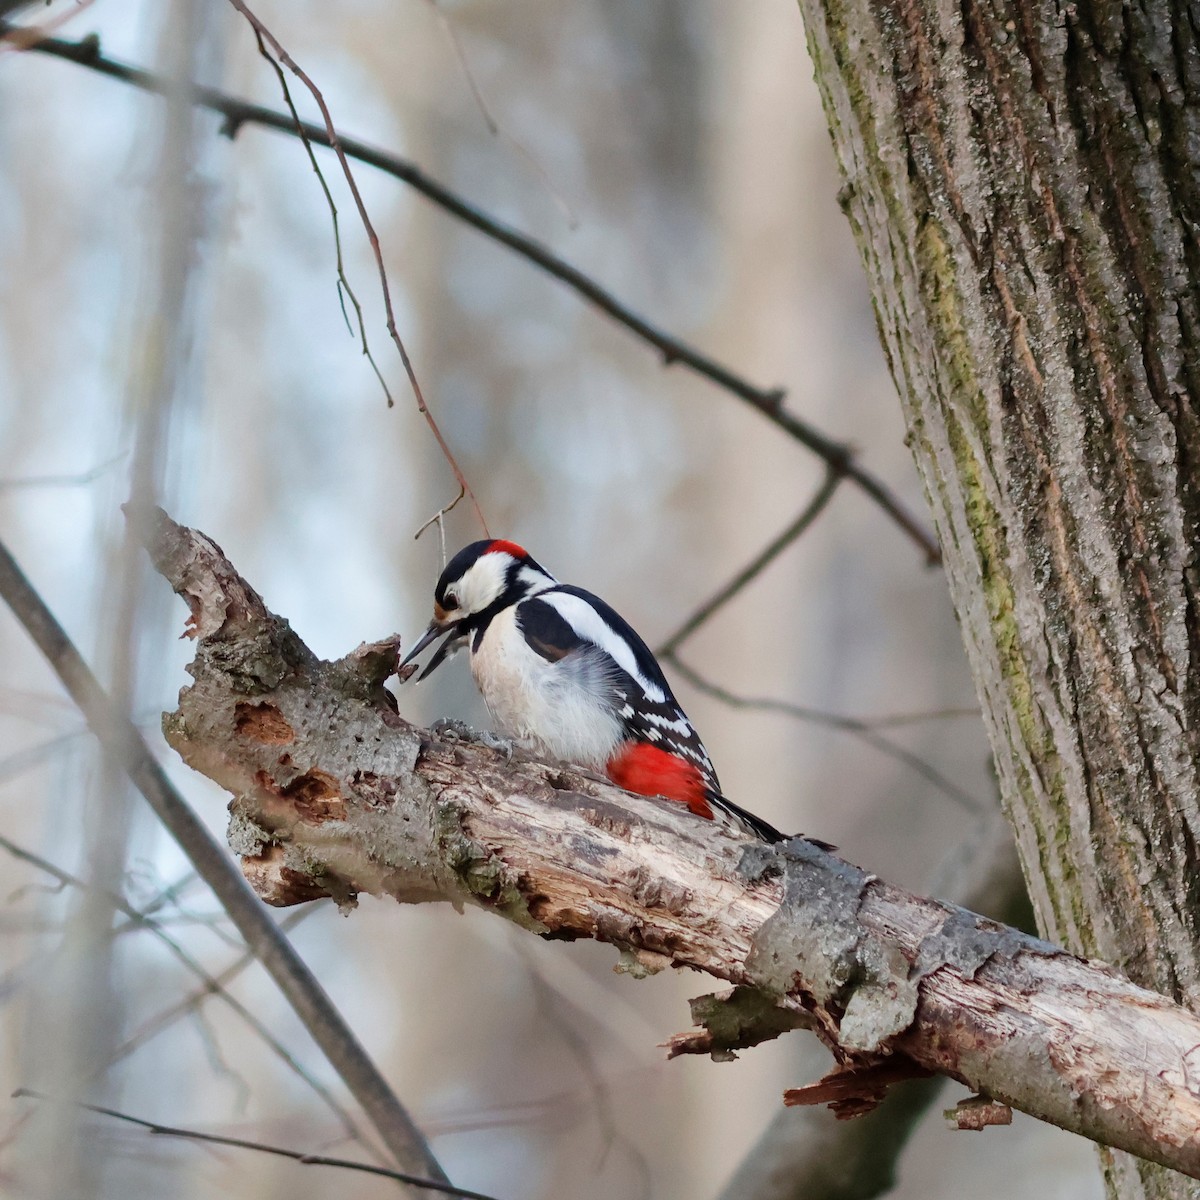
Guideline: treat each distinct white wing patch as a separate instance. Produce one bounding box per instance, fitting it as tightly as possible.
[517,564,556,595]
[642,710,694,736]
[540,591,667,703]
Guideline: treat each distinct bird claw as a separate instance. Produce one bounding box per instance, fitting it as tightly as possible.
[430,717,476,741]
[429,719,516,761]
[477,730,516,761]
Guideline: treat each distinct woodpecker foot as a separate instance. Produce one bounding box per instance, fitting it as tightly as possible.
[430,717,477,742]
[477,730,516,761]
[429,719,516,761]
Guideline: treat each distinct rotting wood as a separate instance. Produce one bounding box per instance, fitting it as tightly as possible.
[139,506,1200,1178]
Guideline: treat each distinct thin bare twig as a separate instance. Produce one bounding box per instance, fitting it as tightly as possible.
[0,453,126,490]
[0,534,450,1184]
[657,467,842,657]
[517,948,653,1198]
[247,28,393,407]
[520,950,618,1165]
[16,30,939,563]
[13,1091,498,1200]
[423,0,579,229]
[414,485,465,570]
[190,1002,254,1114]
[224,0,489,535]
[667,656,981,812]
[0,833,367,1149]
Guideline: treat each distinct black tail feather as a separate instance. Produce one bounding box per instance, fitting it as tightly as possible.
[709,791,835,850]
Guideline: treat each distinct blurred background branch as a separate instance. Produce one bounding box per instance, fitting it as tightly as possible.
[13,24,939,564]
[0,534,451,1190]
[0,3,1064,1198]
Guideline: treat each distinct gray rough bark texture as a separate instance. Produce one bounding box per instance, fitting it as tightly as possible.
[792,1,1200,1197]
[716,814,1031,1200]
[141,509,1200,1182]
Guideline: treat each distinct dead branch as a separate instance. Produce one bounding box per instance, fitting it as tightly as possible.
[714,812,1028,1200]
[718,1076,946,1200]
[139,507,1200,1180]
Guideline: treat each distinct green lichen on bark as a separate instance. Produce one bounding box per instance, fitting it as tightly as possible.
[195,625,307,697]
[914,217,1097,955]
[160,709,188,748]
[795,0,1200,1191]
[431,802,546,933]
[685,986,811,1061]
[225,807,268,858]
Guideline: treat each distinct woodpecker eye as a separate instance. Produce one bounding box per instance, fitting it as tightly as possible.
[443,591,459,611]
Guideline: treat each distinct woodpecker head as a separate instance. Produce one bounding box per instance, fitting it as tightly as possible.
[400,539,555,681]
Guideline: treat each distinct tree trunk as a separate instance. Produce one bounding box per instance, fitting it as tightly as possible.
[794,1,1200,1196]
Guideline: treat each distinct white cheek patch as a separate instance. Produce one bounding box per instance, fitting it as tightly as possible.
[540,592,666,703]
[460,553,509,614]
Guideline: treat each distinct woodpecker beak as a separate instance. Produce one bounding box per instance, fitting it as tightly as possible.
[399,619,465,682]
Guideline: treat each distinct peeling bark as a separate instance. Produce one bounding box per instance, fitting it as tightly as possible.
[141,508,1200,1180]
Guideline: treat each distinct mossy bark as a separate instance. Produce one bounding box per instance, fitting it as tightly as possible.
[795,1,1200,1195]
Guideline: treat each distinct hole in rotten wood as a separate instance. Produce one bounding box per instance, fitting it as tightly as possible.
[282,769,346,824]
[234,701,295,745]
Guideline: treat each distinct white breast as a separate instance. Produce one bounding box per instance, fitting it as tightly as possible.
[470,605,624,770]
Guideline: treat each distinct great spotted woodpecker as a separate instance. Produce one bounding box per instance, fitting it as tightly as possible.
[401,539,785,842]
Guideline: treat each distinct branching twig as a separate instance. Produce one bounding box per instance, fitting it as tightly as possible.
[0,534,451,1185]
[13,1091,498,1200]
[15,30,939,564]
[414,485,465,570]
[657,467,842,657]
[653,469,976,817]
[224,0,489,535]
[667,656,981,812]
[0,833,366,1149]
